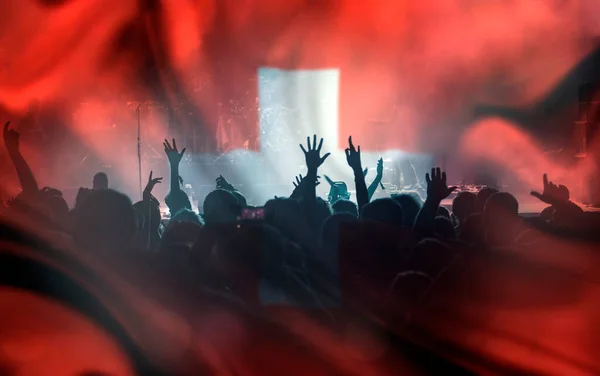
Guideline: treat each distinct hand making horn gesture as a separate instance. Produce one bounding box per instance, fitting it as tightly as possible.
[345,136,362,172]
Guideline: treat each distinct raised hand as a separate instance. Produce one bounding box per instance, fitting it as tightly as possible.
[376,157,384,176]
[425,167,456,202]
[143,170,162,200]
[345,136,362,172]
[293,175,303,188]
[216,175,235,192]
[293,174,320,188]
[163,138,186,166]
[300,135,330,171]
[3,121,19,154]
[531,173,570,205]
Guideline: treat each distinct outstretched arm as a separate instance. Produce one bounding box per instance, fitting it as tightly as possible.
[163,138,186,194]
[345,136,368,212]
[143,170,163,203]
[3,122,39,195]
[367,158,384,201]
[531,173,583,221]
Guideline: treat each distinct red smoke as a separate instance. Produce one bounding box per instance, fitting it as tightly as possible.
[0,0,597,191]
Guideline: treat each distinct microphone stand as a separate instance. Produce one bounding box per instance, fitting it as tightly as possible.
[136,104,142,200]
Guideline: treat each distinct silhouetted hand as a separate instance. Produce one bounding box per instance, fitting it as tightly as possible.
[363,167,369,178]
[3,121,19,154]
[216,175,235,192]
[143,170,162,201]
[300,135,330,171]
[425,167,456,202]
[345,136,362,172]
[293,174,320,188]
[531,173,570,206]
[376,158,383,176]
[290,174,320,200]
[163,138,186,166]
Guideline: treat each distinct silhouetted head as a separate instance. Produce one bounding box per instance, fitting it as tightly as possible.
[165,190,192,216]
[331,199,359,218]
[391,193,422,227]
[92,172,108,190]
[434,216,456,239]
[231,191,247,207]
[264,198,308,244]
[171,208,203,225]
[202,189,241,225]
[159,220,202,255]
[452,192,477,226]
[265,198,302,225]
[309,197,333,231]
[483,192,520,246]
[475,187,499,213]
[38,187,69,229]
[361,198,403,227]
[5,189,69,231]
[73,189,136,253]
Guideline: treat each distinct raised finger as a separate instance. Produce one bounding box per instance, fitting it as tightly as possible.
[317,138,324,152]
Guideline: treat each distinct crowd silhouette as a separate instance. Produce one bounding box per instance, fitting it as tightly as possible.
[1,119,600,375]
